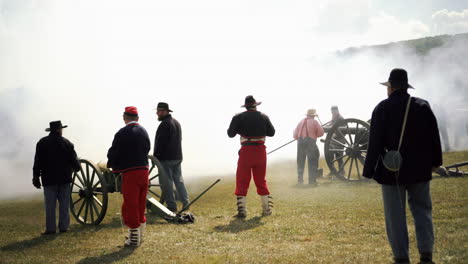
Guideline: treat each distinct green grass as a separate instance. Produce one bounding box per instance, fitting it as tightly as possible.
[1,152,467,264]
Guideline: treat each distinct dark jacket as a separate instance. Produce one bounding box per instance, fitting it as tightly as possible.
[363,89,443,184]
[227,110,275,139]
[329,114,346,142]
[33,132,80,186]
[107,123,151,172]
[154,115,182,161]
[330,114,344,126]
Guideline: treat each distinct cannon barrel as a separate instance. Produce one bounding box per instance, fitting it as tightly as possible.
[323,126,369,135]
[446,161,468,169]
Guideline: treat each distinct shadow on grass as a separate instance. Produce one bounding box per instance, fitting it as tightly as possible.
[71,215,170,234]
[76,247,135,264]
[70,217,122,233]
[0,235,57,251]
[291,183,319,189]
[213,216,264,233]
[146,216,170,225]
[286,178,374,189]
[317,178,374,187]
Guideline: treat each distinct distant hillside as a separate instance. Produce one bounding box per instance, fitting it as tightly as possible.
[337,32,468,57]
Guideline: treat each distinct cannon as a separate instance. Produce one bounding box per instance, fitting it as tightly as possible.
[434,161,468,177]
[268,118,370,181]
[69,155,220,225]
[321,118,468,181]
[321,118,370,181]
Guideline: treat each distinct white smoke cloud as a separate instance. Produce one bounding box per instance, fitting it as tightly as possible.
[432,9,468,35]
[312,0,432,48]
[0,0,467,199]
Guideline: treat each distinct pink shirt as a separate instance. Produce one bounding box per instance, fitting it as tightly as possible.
[293,117,325,140]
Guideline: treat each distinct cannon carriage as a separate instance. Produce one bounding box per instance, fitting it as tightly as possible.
[69,155,208,225]
[321,118,468,181]
[321,118,370,181]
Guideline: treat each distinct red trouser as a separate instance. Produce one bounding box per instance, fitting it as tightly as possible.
[121,169,149,229]
[235,145,270,196]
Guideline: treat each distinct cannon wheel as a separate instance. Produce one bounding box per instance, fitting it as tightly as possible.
[147,155,164,201]
[147,155,169,213]
[70,159,108,225]
[324,118,370,181]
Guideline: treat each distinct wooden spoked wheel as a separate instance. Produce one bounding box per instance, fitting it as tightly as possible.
[70,159,108,225]
[147,155,166,213]
[324,118,370,181]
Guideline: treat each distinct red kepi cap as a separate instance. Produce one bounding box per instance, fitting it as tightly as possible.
[124,106,138,116]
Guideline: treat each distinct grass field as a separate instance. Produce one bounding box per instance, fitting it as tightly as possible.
[1,152,467,264]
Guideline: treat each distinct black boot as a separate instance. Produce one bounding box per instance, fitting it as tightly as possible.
[393,257,410,264]
[418,253,435,264]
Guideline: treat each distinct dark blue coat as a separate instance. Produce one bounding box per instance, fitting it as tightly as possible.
[154,115,183,161]
[107,123,151,172]
[363,89,443,184]
[33,133,80,186]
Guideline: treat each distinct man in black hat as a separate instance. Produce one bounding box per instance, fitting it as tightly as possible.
[227,95,275,218]
[363,68,442,264]
[33,121,80,235]
[154,102,189,212]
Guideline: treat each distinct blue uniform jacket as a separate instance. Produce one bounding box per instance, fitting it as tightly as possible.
[107,123,150,172]
[363,89,443,184]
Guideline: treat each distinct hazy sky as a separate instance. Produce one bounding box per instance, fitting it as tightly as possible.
[373,0,467,24]
[0,0,467,198]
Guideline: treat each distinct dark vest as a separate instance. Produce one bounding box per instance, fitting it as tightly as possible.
[227,110,276,139]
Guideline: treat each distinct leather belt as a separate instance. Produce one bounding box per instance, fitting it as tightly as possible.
[241,141,264,146]
[240,137,265,145]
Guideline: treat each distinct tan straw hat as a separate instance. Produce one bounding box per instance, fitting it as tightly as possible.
[306,109,318,116]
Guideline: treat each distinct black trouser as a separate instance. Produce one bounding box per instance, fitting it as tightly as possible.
[329,142,345,174]
[297,138,319,184]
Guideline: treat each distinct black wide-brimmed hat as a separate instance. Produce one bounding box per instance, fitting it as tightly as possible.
[331,105,339,111]
[380,68,414,89]
[241,95,262,108]
[45,120,68,132]
[156,102,173,112]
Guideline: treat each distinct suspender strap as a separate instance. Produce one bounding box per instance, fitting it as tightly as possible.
[397,96,412,152]
[301,118,310,138]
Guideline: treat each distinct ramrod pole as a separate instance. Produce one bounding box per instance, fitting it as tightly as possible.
[267,139,296,155]
[177,179,221,215]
